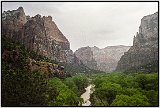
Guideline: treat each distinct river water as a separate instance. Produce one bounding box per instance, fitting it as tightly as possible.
[81,84,94,106]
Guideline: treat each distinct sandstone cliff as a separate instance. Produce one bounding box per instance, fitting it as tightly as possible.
[74,46,98,70]
[74,45,130,72]
[2,7,27,39]
[93,45,130,71]
[116,12,158,72]
[2,34,66,78]
[2,7,70,63]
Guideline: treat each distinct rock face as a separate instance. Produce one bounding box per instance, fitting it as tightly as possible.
[74,46,98,70]
[75,45,130,72]
[2,7,27,39]
[116,12,158,72]
[2,7,71,63]
[93,45,130,71]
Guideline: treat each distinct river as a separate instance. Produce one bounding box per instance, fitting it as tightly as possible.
[81,84,95,106]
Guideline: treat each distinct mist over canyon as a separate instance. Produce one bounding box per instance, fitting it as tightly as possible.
[2,6,158,72]
[2,2,158,107]
[2,2,158,51]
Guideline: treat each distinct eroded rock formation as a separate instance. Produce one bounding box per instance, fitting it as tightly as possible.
[116,12,158,72]
[92,45,130,71]
[74,45,130,72]
[2,7,71,63]
[74,46,98,70]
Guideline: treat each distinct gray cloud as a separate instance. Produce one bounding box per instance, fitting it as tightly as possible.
[2,2,158,51]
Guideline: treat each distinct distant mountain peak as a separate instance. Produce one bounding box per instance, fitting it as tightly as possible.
[75,45,130,72]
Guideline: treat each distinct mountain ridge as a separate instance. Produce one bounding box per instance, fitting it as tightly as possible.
[116,12,158,72]
[2,7,71,63]
[74,45,130,72]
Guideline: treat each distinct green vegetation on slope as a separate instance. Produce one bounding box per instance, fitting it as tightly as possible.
[2,37,158,107]
[59,62,105,76]
[47,78,81,106]
[2,37,89,106]
[2,37,49,106]
[90,72,158,106]
[64,74,89,95]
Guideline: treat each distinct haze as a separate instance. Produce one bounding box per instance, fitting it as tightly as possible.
[2,2,158,51]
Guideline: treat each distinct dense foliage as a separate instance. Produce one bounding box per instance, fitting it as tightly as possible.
[2,37,158,107]
[90,72,158,106]
[1,37,88,106]
[2,37,49,106]
[59,62,105,75]
[46,74,89,106]
[64,74,89,95]
[47,78,80,106]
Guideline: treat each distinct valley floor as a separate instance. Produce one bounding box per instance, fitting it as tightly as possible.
[89,72,158,106]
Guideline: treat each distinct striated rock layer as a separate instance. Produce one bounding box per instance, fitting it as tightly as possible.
[74,47,98,70]
[92,45,130,71]
[116,12,158,72]
[75,45,130,72]
[2,7,71,63]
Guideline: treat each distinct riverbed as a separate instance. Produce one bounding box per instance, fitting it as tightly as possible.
[81,84,95,106]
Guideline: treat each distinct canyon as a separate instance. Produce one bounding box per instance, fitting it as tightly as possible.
[75,45,130,72]
[2,7,72,63]
[2,7,158,73]
[2,5,158,107]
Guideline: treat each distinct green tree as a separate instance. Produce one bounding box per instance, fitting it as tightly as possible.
[112,94,150,106]
[145,73,158,91]
[2,68,48,106]
[120,88,142,96]
[2,37,52,106]
[135,73,158,90]
[72,74,89,93]
[64,77,79,95]
[135,74,147,89]
[47,78,82,106]
[95,82,122,105]
[144,90,158,106]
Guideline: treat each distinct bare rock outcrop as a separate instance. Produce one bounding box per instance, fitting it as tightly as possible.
[2,7,71,63]
[116,12,158,72]
[74,46,98,70]
[74,45,130,72]
[92,45,130,71]
[2,7,27,39]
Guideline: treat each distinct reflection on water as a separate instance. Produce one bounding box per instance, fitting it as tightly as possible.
[81,84,95,106]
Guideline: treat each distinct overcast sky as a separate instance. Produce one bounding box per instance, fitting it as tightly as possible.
[2,2,158,51]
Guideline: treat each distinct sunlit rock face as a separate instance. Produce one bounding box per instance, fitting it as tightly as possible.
[116,12,158,72]
[74,46,130,72]
[2,7,72,63]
